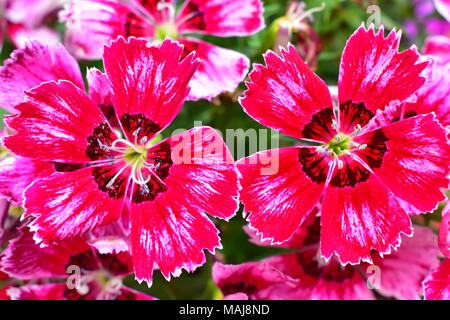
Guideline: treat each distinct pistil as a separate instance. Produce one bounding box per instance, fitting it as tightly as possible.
[317,126,367,170]
[103,134,165,195]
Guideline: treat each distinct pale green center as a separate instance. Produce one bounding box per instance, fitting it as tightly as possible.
[155,23,178,40]
[123,145,147,168]
[327,133,352,157]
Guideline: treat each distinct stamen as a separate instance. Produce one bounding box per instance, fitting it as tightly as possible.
[131,160,150,185]
[133,127,142,145]
[122,0,156,25]
[332,104,340,130]
[87,157,119,167]
[175,11,202,27]
[111,139,142,153]
[106,163,129,189]
[133,127,141,136]
[337,159,344,170]
[141,183,150,194]
[144,161,161,171]
[157,1,176,23]
[331,119,338,129]
[144,162,155,169]
[140,136,148,145]
[316,145,330,155]
[358,144,368,150]
[142,165,166,187]
[287,1,305,18]
[352,124,362,136]
[294,2,326,23]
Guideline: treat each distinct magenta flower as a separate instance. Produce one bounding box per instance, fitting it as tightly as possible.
[0,198,8,244]
[423,202,449,300]
[0,42,123,251]
[0,157,55,206]
[246,211,441,300]
[0,41,122,211]
[212,261,298,300]
[237,25,450,264]
[60,0,264,100]
[0,228,156,300]
[2,37,239,285]
[1,0,65,48]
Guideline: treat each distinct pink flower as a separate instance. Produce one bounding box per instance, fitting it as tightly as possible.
[0,199,8,240]
[0,157,55,206]
[409,0,450,36]
[0,154,55,247]
[237,25,450,265]
[212,261,298,300]
[424,35,450,64]
[438,202,450,258]
[0,228,156,300]
[422,202,450,300]
[0,40,84,113]
[2,37,240,285]
[389,57,450,134]
[246,212,441,300]
[1,0,65,48]
[0,41,129,254]
[423,259,450,300]
[60,0,264,101]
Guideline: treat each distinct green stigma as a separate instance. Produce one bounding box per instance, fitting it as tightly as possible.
[155,23,178,41]
[327,133,352,156]
[124,145,147,168]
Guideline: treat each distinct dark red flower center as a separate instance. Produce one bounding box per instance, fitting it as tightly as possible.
[299,101,388,188]
[297,250,355,282]
[86,113,172,203]
[221,282,258,299]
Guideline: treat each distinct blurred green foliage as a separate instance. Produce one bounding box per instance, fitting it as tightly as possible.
[0,0,443,299]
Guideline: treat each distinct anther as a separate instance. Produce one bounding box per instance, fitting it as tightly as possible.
[331,119,338,129]
[105,163,128,189]
[337,159,344,169]
[157,1,176,22]
[141,183,150,194]
[358,144,368,150]
[106,180,116,189]
[133,128,141,136]
[317,145,329,155]
[97,139,110,151]
[352,124,362,136]
[144,162,155,169]
[140,136,148,145]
